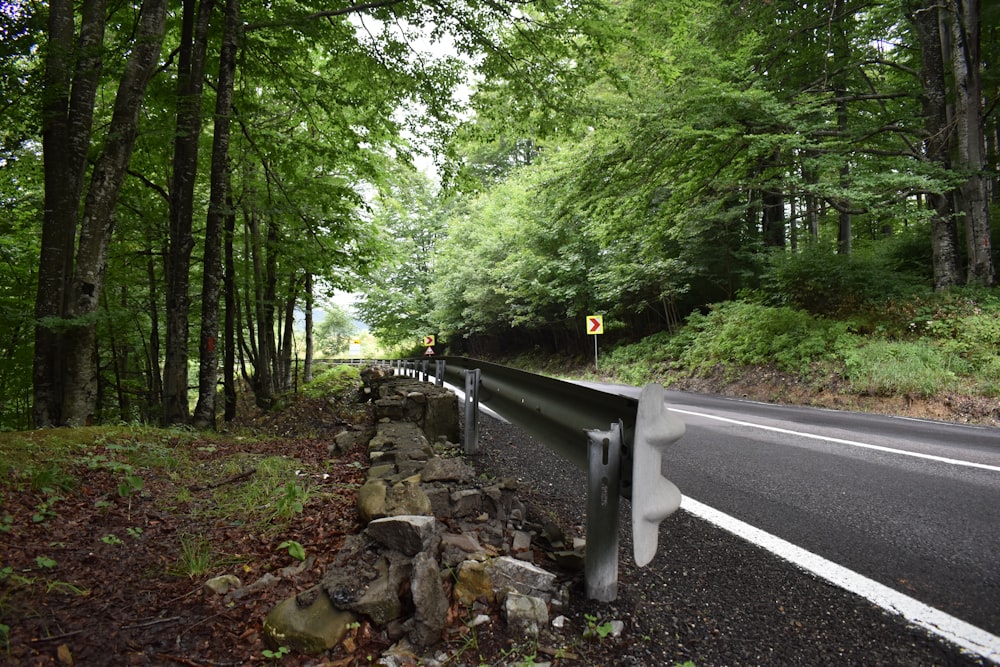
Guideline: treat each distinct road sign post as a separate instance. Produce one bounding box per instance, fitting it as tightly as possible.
[586,315,604,370]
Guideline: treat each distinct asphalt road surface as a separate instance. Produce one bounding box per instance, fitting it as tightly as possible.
[577,382,1000,638]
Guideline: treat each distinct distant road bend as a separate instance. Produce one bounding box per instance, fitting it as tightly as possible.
[575,381,1000,660]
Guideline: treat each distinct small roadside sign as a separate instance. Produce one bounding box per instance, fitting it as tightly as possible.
[586,315,604,369]
[423,335,436,347]
[349,339,362,356]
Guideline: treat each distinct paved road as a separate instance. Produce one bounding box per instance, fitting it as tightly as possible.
[576,382,1000,637]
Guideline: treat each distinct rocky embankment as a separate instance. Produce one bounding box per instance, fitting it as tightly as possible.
[261,369,585,663]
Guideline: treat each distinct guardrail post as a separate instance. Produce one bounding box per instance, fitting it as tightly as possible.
[463,369,481,455]
[434,360,445,387]
[585,422,622,601]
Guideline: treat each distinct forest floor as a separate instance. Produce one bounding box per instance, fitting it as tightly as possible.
[1,368,995,666]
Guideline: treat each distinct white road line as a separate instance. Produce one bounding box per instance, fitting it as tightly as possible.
[680,495,1000,665]
[668,407,1000,472]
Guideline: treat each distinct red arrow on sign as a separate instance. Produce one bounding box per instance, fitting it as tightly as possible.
[589,318,601,332]
[587,316,604,334]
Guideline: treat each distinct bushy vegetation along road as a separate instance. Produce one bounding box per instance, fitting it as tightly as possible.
[505,287,1000,428]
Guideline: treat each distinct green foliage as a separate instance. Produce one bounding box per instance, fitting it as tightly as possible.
[583,613,616,640]
[273,481,309,521]
[841,339,958,398]
[312,306,358,357]
[174,534,213,578]
[760,243,925,316]
[605,332,676,385]
[277,540,306,561]
[262,646,290,661]
[301,365,361,400]
[675,302,849,375]
[34,556,56,570]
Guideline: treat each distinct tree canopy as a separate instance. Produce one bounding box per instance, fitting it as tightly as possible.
[0,0,995,429]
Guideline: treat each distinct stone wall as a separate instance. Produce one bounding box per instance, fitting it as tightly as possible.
[261,371,582,663]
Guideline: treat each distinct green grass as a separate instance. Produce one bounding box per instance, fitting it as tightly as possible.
[841,339,959,397]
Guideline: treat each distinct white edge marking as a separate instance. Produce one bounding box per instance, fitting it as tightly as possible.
[668,407,1000,473]
[681,495,1000,665]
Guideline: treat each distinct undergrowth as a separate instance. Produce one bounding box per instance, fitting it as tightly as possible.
[599,287,1000,399]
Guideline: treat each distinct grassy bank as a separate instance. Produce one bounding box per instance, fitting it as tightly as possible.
[509,288,1000,426]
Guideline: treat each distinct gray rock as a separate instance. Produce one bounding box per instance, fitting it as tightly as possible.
[439,532,486,568]
[504,592,549,639]
[351,554,411,626]
[367,515,438,556]
[410,552,448,646]
[203,574,241,595]
[450,488,482,517]
[421,456,475,483]
[263,587,357,654]
[488,557,557,602]
[369,422,432,461]
[368,463,397,480]
[385,476,433,517]
[358,478,388,524]
[511,530,532,554]
[421,391,460,443]
[423,484,451,516]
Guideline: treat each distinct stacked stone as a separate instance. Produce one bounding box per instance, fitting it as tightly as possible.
[262,373,579,662]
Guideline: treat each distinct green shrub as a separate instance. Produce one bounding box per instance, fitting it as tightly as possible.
[676,301,848,374]
[761,242,923,316]
[841,338,958,397]
[301,365,361,399]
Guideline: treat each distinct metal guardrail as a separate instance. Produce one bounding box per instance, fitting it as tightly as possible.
[374,356,685,602]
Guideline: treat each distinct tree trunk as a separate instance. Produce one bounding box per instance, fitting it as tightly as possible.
[248,208,274,408]
[303,273,314,383]
[223,193,237,422]
[279,275,297,392]
[145,232,163,416]
[909,0,962,289]
[833,0,852,255]
[163,0,216,425]
[949,0,995,285]
[61,0,169,426]
[33,0,106,427]
[762,188,785,248]
[192,0,240,429]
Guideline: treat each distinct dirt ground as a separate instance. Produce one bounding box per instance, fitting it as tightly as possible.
[0,397,388,666]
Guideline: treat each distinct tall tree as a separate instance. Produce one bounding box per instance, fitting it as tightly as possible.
[192,0,239,429]
[948,0,995,285]
[163,0,216,425]
[33,0,106,426]
[42,0,169,426]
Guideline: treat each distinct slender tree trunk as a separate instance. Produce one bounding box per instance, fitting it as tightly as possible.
[223,193,237,422]
[303,273,314,383]
[949,0,995,285]
[145,232,163,414]
[832,0,852,255]
[61,0,169,426]
[762,189,785,248]
[33,0,106,426]
[163,0,216,425]
[248,209,273,408]
[279,275,297,392]
[193,0,240,429]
